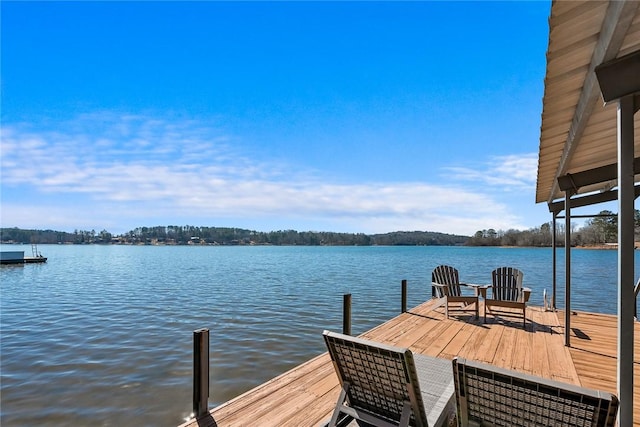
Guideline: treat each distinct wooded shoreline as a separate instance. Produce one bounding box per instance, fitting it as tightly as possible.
[2,220,634,248]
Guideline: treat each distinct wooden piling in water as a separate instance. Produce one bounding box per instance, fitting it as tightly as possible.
[193,328,209,417]
[342,294,351,335]
[401,279,407,313]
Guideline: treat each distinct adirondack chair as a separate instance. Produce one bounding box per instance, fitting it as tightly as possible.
[431,265,479,319]
[481,267,530,328]
[452,357,619,427]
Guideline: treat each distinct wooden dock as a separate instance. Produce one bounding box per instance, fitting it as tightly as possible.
[179,299,640,427]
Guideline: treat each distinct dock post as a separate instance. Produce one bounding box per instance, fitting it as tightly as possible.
[635,279,639,320]
[193,328,209,418]
[401,280,407,313]
[343,294,352,335]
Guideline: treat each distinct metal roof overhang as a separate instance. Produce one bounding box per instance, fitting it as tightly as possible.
[536,2,640,426]
[536,1,640,207]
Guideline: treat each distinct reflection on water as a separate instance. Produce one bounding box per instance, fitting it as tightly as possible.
[0,245,635,426]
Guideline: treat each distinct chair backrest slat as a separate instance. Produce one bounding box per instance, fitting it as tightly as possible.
[452,357,619,427]
[491,267,523,301]
[432,265,461,297]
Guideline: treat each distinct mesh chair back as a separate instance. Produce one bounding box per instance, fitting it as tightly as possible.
[432,265,461,297]
[452,357,618,427]
[491,267,523,301]
[323,330,428,427]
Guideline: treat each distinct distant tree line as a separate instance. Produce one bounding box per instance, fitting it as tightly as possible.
[106,226,467,246]
[1,226,467,246]
[466,210,640,247]
[0,228,113,244]
[466,224,554,247]
[370,231,467,246]
[3,210,638,247]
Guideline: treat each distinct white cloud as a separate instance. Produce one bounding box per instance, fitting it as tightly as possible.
[1,113,538,235]
[444,153,538,190]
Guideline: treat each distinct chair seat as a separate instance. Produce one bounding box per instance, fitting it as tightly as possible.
[413,355,456,427]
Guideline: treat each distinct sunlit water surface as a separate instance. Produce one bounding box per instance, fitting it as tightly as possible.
[1,245,635,426]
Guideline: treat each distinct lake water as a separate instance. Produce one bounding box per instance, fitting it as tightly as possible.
[1,244,637,426]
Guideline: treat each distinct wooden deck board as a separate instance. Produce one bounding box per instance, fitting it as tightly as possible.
[204,354,333,424]
[491,324,517,370]
[410,313,462,357]
[557,310,640,425]
[179,299,639,427]
[528,308,551,378]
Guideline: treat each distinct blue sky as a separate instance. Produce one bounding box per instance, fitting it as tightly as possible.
[2,1,556,236]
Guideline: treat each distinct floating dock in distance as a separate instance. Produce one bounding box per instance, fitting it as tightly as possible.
[0,251,47,265]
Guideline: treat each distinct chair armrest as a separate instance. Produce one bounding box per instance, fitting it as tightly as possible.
[432,282,450,296]
[522,287,532,303]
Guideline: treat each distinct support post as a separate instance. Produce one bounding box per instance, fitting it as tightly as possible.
[401,279,407,313]
[193,328,209,418]
[552,213,557,310]
[343,294,352,336]
[617,94,635,427]
[564,191,572,347]
[634,279,639,320]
